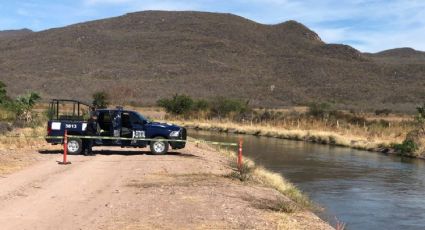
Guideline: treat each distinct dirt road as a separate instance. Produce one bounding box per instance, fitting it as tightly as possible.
[0,144,332,230]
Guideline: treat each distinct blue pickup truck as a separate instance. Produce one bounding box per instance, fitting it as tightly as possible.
[46,99,186,155]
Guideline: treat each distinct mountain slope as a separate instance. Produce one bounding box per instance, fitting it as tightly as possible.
[0,11,424,111]
[368,48,425,64]
[0,29,33,39]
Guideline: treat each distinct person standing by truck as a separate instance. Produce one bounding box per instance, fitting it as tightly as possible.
[83,113,99,156]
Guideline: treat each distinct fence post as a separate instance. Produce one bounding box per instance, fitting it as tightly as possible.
[59,129,71,165]
[237,138,243,170]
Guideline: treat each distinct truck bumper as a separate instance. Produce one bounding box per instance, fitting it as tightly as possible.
[170,141,186,149]
[170,128,187,149]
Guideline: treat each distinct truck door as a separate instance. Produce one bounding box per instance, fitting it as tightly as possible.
[97,111,112,136]
[96,110,113,145]
[121,112,132,145]
[111,110,122,145]
[129,112,146,146]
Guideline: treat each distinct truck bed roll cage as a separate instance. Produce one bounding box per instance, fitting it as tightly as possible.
[48,99,93,121]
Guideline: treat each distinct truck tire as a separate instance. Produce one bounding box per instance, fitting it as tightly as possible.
[67,138,83,155]
[150,137,169,155]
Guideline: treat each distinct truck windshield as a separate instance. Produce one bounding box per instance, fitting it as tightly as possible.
[134,112,150,123]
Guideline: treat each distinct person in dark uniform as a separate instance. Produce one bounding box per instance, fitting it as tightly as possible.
[83,113,99,156]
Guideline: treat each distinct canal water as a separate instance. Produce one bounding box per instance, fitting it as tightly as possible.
[189,130,425,230]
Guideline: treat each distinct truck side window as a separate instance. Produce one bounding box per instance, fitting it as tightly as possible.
[98,111,112,132]
[122,112,132,129]
[130,112,143,125]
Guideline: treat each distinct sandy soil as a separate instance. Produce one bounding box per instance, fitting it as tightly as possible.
[0,144,332,230]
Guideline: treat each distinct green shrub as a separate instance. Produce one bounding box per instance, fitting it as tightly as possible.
[192,99,209,111]
[157,94,194,115]
[12,92,41,123]
[0,81,7,104]
[92,91,110,109]
[307,102,333,119]
[393,140,418,155]
[209,97,249,118]
[158,95,249,119]
[415,104,425,132]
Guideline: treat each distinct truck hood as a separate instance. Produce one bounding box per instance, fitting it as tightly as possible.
[145,122,181,131]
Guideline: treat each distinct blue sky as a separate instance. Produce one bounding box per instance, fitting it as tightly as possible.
[0,0,424,52]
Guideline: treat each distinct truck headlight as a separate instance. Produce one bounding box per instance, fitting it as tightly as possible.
[169,131,180,137]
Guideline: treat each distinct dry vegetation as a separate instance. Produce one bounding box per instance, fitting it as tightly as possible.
[0,126,47,149]
[134,106,416,154]
[176,119,407,151]
[205,143,312,209]
[0,126,56,175]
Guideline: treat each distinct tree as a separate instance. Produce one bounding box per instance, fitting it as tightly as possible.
[13,92,41,122]
[92,91,110,109]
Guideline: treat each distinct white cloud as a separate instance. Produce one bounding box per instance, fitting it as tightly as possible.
[348,25,425,52]
[237,0,425,52]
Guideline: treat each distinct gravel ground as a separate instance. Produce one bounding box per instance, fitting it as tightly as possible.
[0,143,333,229]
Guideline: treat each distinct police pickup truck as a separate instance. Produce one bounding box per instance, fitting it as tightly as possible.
[46,99,186,155]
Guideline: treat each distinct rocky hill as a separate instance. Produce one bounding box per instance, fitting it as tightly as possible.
[0,11,424,111]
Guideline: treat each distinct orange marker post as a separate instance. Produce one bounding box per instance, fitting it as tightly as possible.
[59,129,71,165]
[237,138,243,170]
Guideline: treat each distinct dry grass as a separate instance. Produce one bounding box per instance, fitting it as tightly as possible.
[173,118,411,151]
[0,108,15,121]
[0,126,47,150]
[204,145,312,210]
[135,106,411,152]
[0,126,53,175]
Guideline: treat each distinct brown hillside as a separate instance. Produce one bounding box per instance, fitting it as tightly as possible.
[0,29,33,39]
[0,11,424,111]
[368,48,425,65]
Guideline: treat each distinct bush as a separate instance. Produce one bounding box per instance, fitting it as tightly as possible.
[209,97,249,118]
[157,94,194,115]
[0,81,7,104]
[0,82,41,125]
[12,92,41,123]
[307,102,333,119]
[393,140,418,155]
[416,104,425,132]
[92,91,110,109]
[157,95,250,119]
[192,99,209,111]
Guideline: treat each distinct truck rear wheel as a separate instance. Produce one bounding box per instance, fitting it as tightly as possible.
[67,138,83,155]
[150,137,169,155]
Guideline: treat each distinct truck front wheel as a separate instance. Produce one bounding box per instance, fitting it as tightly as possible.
[67,138,83,155]
[150,137,169,155]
